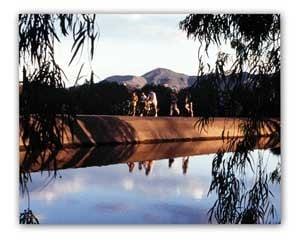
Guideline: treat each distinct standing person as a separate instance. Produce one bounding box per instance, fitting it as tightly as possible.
[184,90,194,117]
[148,90,158,117]
[139,92,147,116]
[170,88,180,116]
[130,92,138,116]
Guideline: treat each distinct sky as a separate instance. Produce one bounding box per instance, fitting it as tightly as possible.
[53,14,229,87]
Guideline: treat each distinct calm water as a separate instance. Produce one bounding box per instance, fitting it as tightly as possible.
[19,147,281,224]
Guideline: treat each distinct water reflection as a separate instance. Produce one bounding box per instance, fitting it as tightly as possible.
[169,157,190,175]
[127,161,155,176]
[208,150,280,224]
[19,148,280,224]
[19,209,39,224]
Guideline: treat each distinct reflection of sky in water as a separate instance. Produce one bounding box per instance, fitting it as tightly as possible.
[19,149,281,224]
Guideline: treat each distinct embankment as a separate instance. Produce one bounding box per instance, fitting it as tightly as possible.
[19,115,280,148]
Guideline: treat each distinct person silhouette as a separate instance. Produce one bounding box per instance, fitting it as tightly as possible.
[138,161,143,170]
[144,160,154,176]
[147,91,158,117]
[168,158,175,168]
[130,92,138,116]
[184,90,194,117]
[139,92,147,116]
[182,157,189,175]
[127,162,135,173]
[170,88,180,116]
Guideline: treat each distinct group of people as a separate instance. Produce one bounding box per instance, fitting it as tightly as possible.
[169,89,194,117]
[127,160,154,176]
[126,157,190,176]
[129,89,194,117]
[130,91,158,117]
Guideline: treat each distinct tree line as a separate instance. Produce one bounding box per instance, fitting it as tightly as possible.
[19,71,280,118]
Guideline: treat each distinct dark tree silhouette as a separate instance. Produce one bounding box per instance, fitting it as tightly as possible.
[180,14,281,224]
[19,14,99,151]
[180,14,280,118]
[19,14,100,216]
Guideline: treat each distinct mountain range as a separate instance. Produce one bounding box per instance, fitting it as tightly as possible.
[100,68,197,90]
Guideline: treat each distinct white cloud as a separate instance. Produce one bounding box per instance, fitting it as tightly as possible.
[30,176,85,204]
[122,177,134,191]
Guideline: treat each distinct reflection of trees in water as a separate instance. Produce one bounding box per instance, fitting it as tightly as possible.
[204,118,281,224]
[20,209,39,224]
[19,14,99,222]
[19,175,39,224]
[179,14,281,224]
[208,149,280,224]
[122,141,280,224]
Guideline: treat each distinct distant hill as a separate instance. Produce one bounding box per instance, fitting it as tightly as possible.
[96,68,265,90]
[142,68,194,90]
[103,75,147,89]
[97,68,198,90]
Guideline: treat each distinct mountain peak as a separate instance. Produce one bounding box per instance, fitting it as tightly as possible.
[103,75,147,89]
[143,67,183,76]
[98,68,195,90]
[142,68,190,89]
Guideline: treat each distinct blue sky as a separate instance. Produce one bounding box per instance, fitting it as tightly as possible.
[53,14,225,87]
